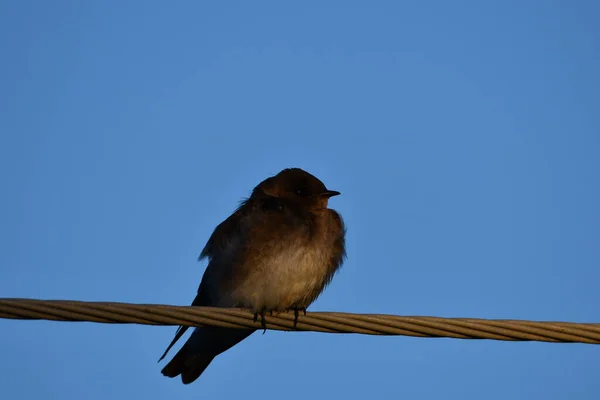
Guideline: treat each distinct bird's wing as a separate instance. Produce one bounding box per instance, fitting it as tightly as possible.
[157,288,207,362]
[158,198,266,362]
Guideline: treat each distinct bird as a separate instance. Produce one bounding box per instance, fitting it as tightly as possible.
[158,167,347,384]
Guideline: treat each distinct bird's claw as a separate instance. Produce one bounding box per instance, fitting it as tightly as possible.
[292,307,307,328]
[254,309,267,334]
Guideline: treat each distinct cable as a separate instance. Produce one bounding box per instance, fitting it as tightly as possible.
[1,298,599,344]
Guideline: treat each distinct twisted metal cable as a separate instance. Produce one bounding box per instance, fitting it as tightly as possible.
[1,298,599,344]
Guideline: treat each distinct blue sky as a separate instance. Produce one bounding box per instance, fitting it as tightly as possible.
[1,1,599,399]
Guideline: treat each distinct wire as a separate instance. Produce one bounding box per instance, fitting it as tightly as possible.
[1,298,599,344]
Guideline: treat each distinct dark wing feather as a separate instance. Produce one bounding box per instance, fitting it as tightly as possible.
[198,199,251,261]
[158,196,276,362]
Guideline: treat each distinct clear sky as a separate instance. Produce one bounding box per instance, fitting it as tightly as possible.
[1,1,599,399]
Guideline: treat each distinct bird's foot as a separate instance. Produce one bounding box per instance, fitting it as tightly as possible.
[292,307,307,328]
[254,309,268,334]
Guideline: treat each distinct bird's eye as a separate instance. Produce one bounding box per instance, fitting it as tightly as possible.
[295,188,303,195]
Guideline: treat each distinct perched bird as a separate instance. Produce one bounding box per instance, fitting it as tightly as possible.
[158,167,346,384]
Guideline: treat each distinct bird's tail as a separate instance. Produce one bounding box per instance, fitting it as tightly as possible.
[161,327,255,384]
[161,348,215,384]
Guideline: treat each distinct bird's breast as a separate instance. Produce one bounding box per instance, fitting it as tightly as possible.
[230,239,332,312]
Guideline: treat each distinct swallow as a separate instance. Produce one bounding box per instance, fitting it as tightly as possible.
[159,168,346,384]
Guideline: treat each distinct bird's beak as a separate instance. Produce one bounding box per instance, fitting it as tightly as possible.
[320,190,341,198]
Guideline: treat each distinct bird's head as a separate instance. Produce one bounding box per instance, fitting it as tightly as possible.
[252,168,340,210]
